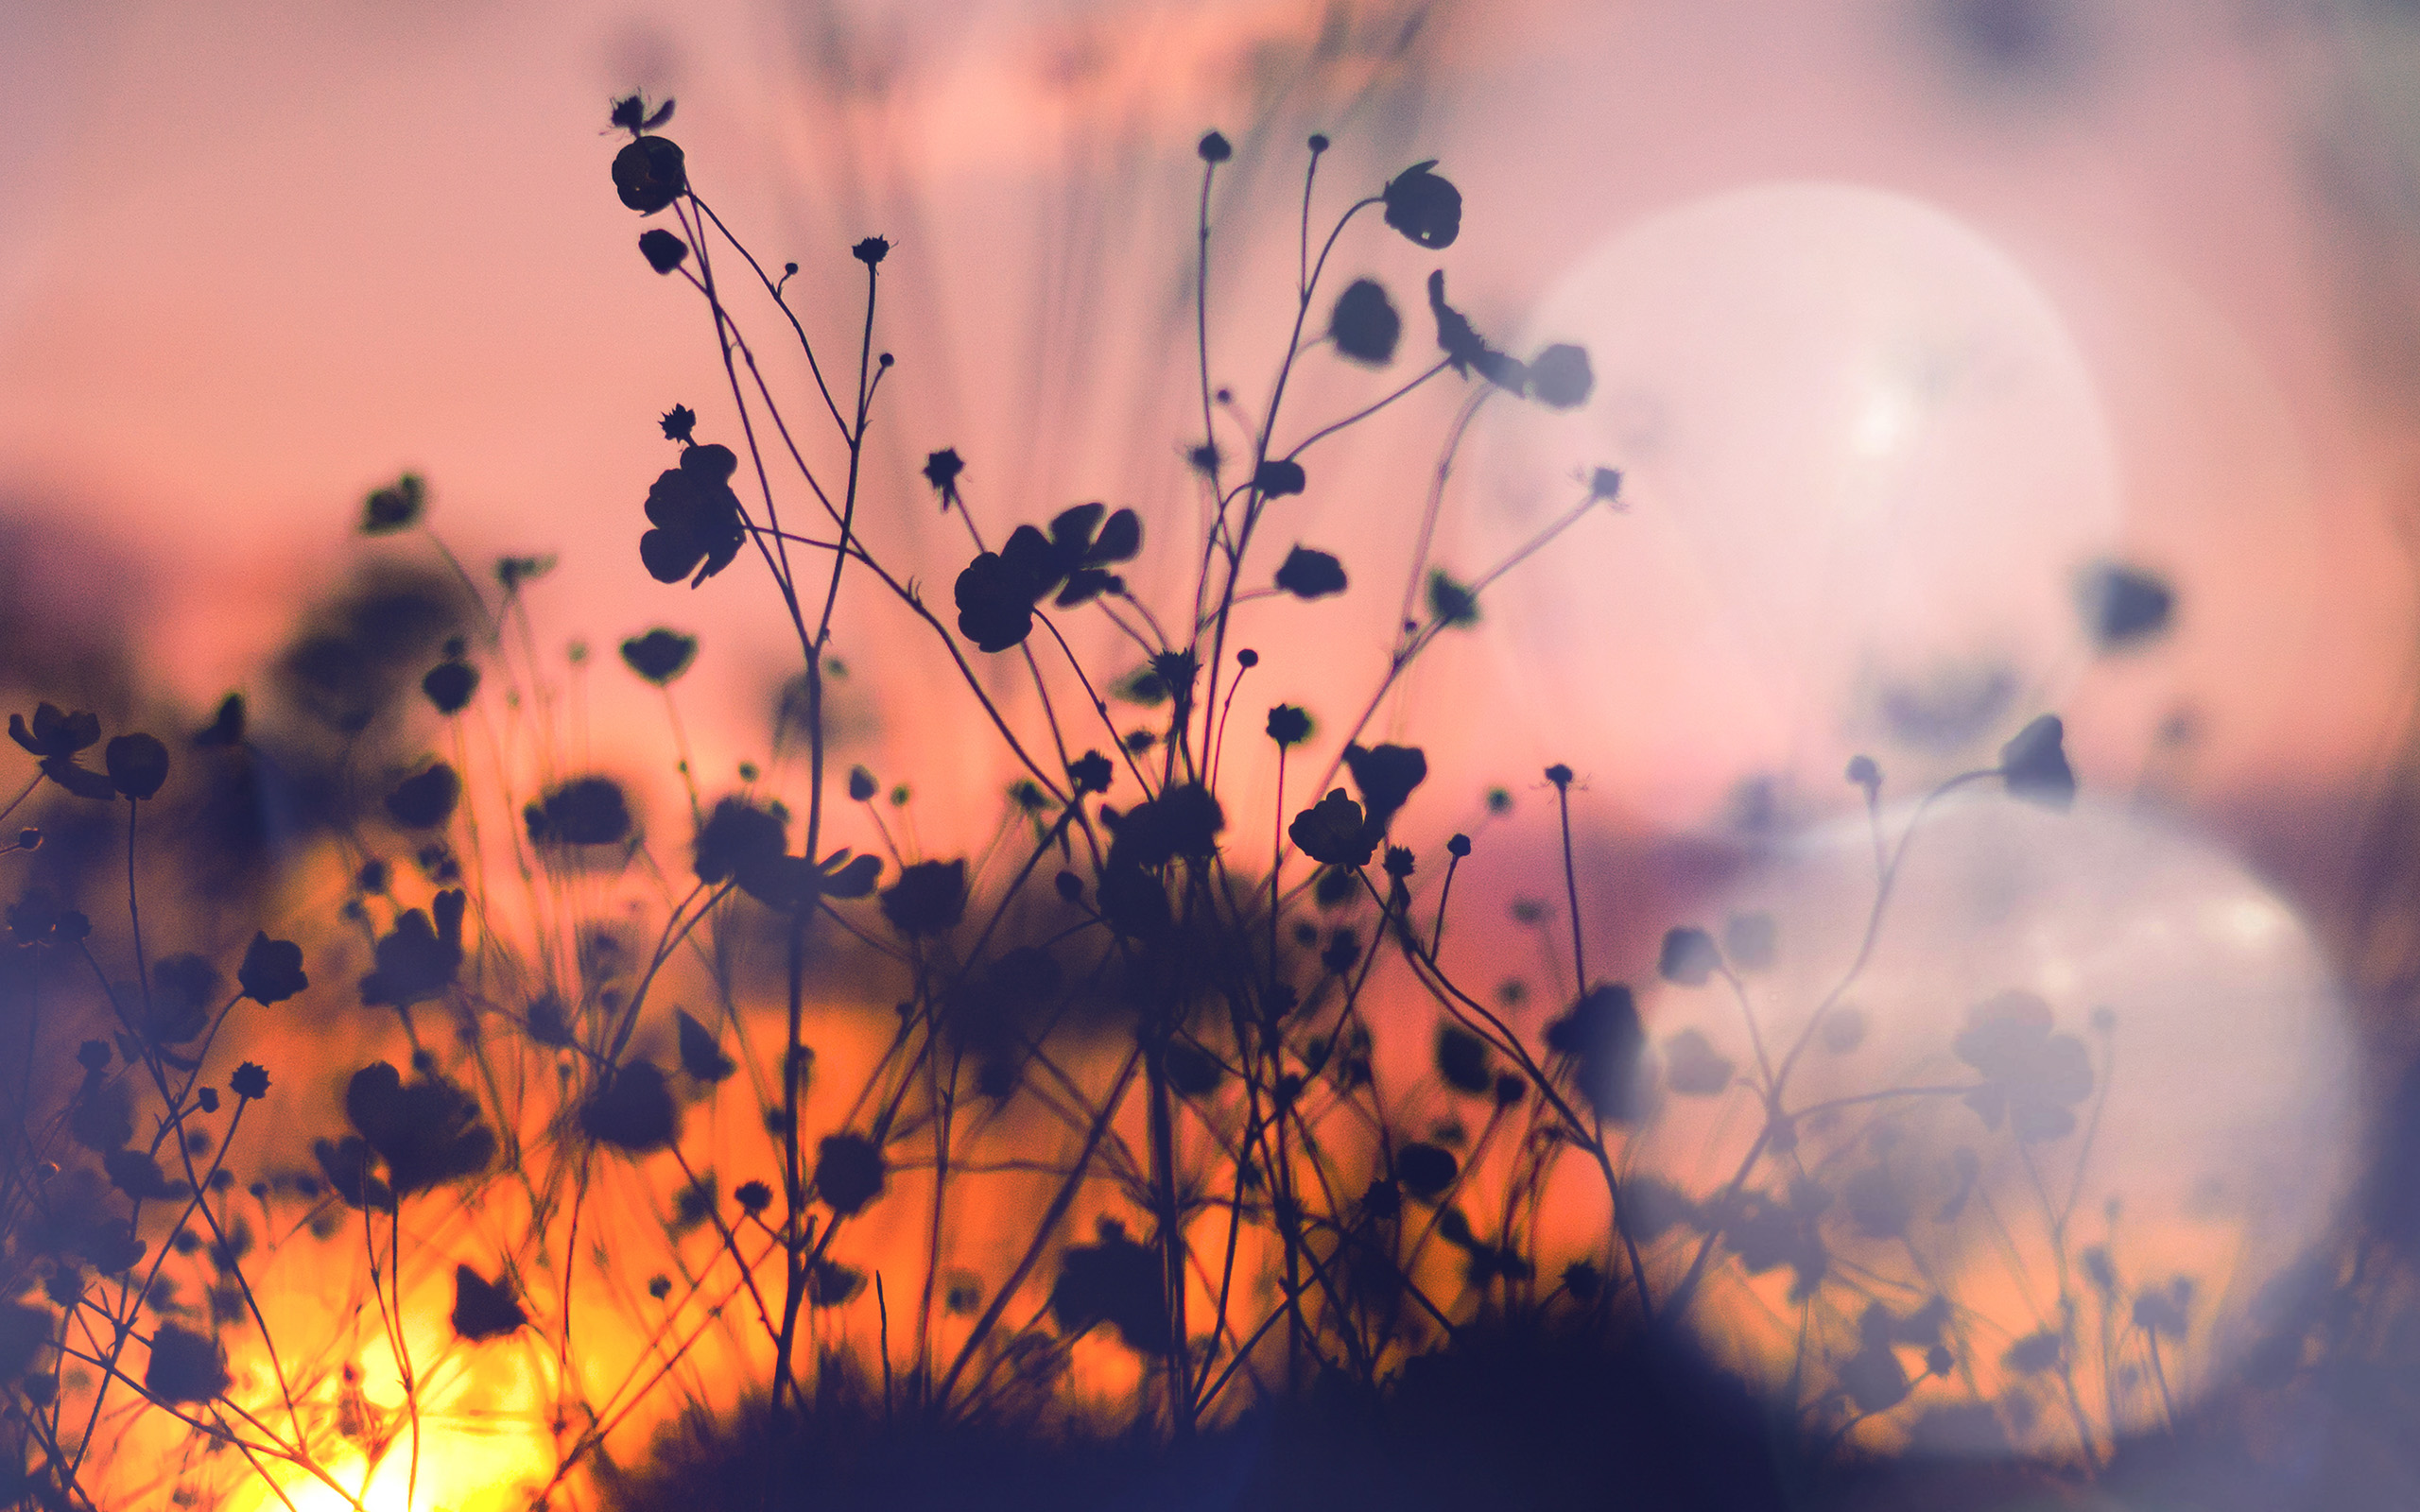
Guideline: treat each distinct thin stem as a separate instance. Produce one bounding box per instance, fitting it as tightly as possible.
[1552,775,1588,990]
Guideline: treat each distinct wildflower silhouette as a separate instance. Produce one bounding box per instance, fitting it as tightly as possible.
[10,702,113,799]
[1381,161,1462,248]
[421,654,477,713]
[641,441,747,586]
[620,627,699,683]
[1329,278,1402,364]
[339,1060,494,1196]
[384,762,460,828]
[525,775,633,846]
[1952,989,2094,1142]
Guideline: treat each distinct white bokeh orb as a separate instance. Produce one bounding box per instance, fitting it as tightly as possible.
[1617,793,2359,1455]
[1470,182,2123,823]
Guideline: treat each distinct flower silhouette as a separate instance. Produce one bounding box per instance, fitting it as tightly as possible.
[1953,989,2092,1142]
[619,628,698,685]
[952,503,1142,651]
[1998,714,2076,810]
[613,135,687,215]
[640,442,747,588]
[1381,161,1462,249]
[9,704,113,800]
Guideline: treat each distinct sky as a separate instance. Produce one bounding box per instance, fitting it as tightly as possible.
[2,0,2413,841]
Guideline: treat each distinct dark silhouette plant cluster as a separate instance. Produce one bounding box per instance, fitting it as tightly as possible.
[4,82,2408,1512]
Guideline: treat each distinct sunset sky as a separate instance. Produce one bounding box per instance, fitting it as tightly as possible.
[6,0,2415,838]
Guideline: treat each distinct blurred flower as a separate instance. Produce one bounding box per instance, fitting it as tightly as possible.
[619,627,698,685]
[1953,989,2092,1142]
[1329,278,1401,365]
[1998,714,2075,810]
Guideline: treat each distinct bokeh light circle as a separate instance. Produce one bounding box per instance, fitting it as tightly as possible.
[1618,793,2359,1455]
[1472,181,2124,824]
